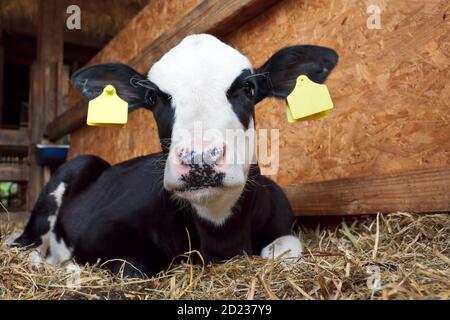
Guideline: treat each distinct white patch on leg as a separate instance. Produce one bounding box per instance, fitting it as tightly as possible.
[50,182,66,208]
[47,215,57,231]
[46,232,72,265]
[261,235,303,260]
[36,182,72,266]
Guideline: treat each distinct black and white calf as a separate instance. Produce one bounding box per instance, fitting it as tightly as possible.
[13,34,338,276]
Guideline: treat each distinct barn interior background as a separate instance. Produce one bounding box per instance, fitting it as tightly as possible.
[0,0,448,300]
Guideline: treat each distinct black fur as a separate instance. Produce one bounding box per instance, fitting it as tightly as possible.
[71,63,154,110]
[254,45,338,102]
[17,154,293,276]
[227,69,255,129]
[179,164,225,192]
[227,45,338,128]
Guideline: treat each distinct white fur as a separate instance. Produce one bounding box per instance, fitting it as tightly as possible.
[46,232,72,265]
[149,34,255,225]
[47,214,57,231]
[193,206,233,227]
[261,235,303,260]
[50,182,66,208]
[34,182,73,266]
[5,182,76,269]
[148,34,252,108]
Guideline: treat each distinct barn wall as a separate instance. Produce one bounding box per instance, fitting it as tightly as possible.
[69,0,450,186]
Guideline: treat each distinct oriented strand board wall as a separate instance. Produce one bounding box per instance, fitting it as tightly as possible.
[69,0,450,186]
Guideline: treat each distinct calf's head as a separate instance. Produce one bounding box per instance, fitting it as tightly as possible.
[72,34,338,224]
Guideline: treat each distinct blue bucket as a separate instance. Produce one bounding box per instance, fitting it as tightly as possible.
[33,144,69,167]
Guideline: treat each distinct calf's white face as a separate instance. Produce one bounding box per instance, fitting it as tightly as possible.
[71,34,338,225]
[148,35,254,218]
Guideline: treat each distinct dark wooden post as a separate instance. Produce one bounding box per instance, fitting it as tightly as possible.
[0,30,4,125]
[28,62,43,211]
[28,0,65,210]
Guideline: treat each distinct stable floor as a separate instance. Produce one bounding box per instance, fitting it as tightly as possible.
[0,212,448,299]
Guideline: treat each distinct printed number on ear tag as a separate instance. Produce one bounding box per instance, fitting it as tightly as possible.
[87,84,128,128]
[286,75,334,123]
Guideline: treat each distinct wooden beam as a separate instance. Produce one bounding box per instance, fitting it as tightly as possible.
[0,164,29,181]
[44,0,278,141]
[284,166,450,216]
[44,99,82,140]
[129,0,279,73]
[0,128,30,148]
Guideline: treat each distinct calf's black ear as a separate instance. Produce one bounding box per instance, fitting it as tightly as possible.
[71,63,157,110]
[254,45,338,102]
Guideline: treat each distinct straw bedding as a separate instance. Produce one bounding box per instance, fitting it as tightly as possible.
[0,212,448,300]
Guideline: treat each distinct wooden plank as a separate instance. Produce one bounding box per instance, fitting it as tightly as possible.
[37,0,64,64]
[43,63,57,128]
[0,32,3,125]
[284,166,450,216]
[44,0,278,141]
[129,0,279,72]
[28,63,44,211]
[28,0,65,208]
[0,164,29,181]
[37,0,64,128]
[0,128,30,147]
[57,64,70,117]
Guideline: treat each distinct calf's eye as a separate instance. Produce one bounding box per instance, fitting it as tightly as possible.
[145,89,158,105]
[243,81,255,99]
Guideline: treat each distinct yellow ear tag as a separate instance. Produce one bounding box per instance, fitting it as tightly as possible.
[87,85,128,127]
[286,75,333,123]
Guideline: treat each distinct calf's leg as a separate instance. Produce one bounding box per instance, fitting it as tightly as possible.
[11,155,110,251]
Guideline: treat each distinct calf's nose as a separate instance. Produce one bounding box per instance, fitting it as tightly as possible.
[177,144,225,167]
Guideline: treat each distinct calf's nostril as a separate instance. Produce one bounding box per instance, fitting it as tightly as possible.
[203,146,224,165]
[177,149,200,165]
[176,145,225,166]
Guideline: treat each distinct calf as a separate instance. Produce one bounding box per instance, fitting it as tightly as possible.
[13,34,338,276]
